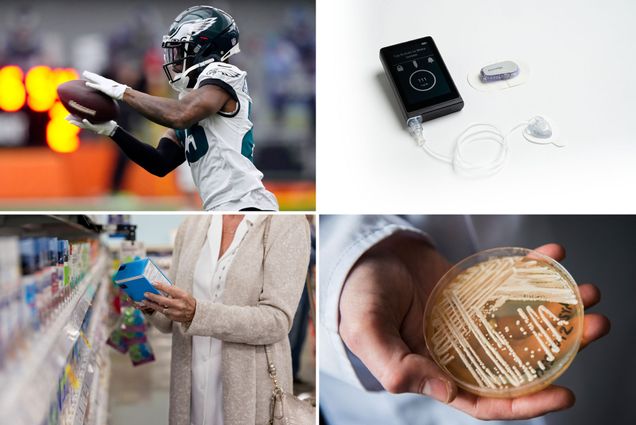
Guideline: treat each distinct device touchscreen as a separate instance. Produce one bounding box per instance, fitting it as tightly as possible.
[380,36,463,122]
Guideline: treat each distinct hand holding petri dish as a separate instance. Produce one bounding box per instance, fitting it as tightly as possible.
[424,247,583,398]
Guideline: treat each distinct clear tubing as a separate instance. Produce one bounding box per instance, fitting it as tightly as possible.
[407,117,527,178]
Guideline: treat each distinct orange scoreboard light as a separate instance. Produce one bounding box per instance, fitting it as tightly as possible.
[0,65,80,153]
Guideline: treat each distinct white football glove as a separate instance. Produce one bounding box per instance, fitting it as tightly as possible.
[82,70,129,100]
[65,114,118,137]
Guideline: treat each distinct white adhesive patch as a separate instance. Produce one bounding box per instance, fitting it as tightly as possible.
[522,116,565,147]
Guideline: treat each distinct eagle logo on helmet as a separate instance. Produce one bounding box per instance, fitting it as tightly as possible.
[172,17,218,40]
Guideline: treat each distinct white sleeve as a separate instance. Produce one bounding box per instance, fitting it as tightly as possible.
[319,215,433,391]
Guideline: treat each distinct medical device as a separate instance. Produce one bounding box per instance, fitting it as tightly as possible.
[380,36,464,122]
[380,36,562,177]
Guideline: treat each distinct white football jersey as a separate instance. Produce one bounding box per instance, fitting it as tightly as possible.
[175,62,279,211]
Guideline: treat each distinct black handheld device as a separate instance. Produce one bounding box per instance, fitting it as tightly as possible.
[380,36,463,123]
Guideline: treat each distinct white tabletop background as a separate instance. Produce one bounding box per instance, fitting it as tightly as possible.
[316,0,636,213]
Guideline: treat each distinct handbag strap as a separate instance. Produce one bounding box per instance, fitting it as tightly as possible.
[261,216,279,391]
[264,345,284,395]
[265,344,286,424]
[260,217,285,421]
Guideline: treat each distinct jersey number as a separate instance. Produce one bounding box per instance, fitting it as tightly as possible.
[184,124,208,164]
[241,102,255,162]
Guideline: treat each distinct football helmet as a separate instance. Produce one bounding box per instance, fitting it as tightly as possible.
[162,5,240,90]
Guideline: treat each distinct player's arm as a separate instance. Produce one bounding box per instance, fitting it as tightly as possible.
[122,85,232,129]
[81,71,232,129]
[65,115,185,177]
[110,127,186,177]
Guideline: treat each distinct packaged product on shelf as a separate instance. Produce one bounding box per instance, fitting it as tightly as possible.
[21,238,40,334]
[7,237,96,359]
[55,301,97,424]
[58,240,69,298]
[48,238,59,313]
[46,397,59,425]
[65,240,96,290]
[69,242,77,289]
[36,237,55,327]
[0,219,107,425]
[59,336,82,416]
[0,236,20,367]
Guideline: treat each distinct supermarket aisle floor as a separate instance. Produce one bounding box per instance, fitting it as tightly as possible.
[109,327,171,425]
[108,325,315,424]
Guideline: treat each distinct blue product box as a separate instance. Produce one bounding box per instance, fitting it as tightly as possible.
[113,258,172,302]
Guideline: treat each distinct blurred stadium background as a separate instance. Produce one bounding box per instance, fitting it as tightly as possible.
[0,0,315,210]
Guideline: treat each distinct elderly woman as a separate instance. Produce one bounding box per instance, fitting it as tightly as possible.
[139,214,311,425]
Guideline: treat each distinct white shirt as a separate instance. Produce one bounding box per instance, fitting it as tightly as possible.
[177,62,279,211]
[190,215,256,425]
[319,216,545,425]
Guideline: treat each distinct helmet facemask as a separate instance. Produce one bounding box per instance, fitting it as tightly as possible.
[162,36,240,92]
[162,37,194,84]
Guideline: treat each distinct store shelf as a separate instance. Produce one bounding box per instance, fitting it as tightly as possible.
[94,352,111,425]
[0,254,109,425]
[60,270,111,425]
[85,347,110,425]
[0,215,103,238]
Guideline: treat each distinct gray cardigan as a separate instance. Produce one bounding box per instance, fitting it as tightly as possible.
[147,215,311,425]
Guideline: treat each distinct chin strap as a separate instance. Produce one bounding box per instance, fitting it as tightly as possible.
[170,58,216,91]
[170,42,242,91]
[220,43,241,62]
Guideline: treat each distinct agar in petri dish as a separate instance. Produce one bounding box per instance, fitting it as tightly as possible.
[424,247,584,398]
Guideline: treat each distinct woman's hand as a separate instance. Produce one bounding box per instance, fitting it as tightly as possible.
[135,303,155,315]
[339,239,611,420]
[141,282,197,323]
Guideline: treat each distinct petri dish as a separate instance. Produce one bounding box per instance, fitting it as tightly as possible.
[423,247,584,398]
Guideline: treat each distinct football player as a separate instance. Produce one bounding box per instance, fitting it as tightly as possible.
[66,5,279,211]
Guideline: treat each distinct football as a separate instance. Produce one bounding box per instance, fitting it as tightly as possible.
[57,79,119,123]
